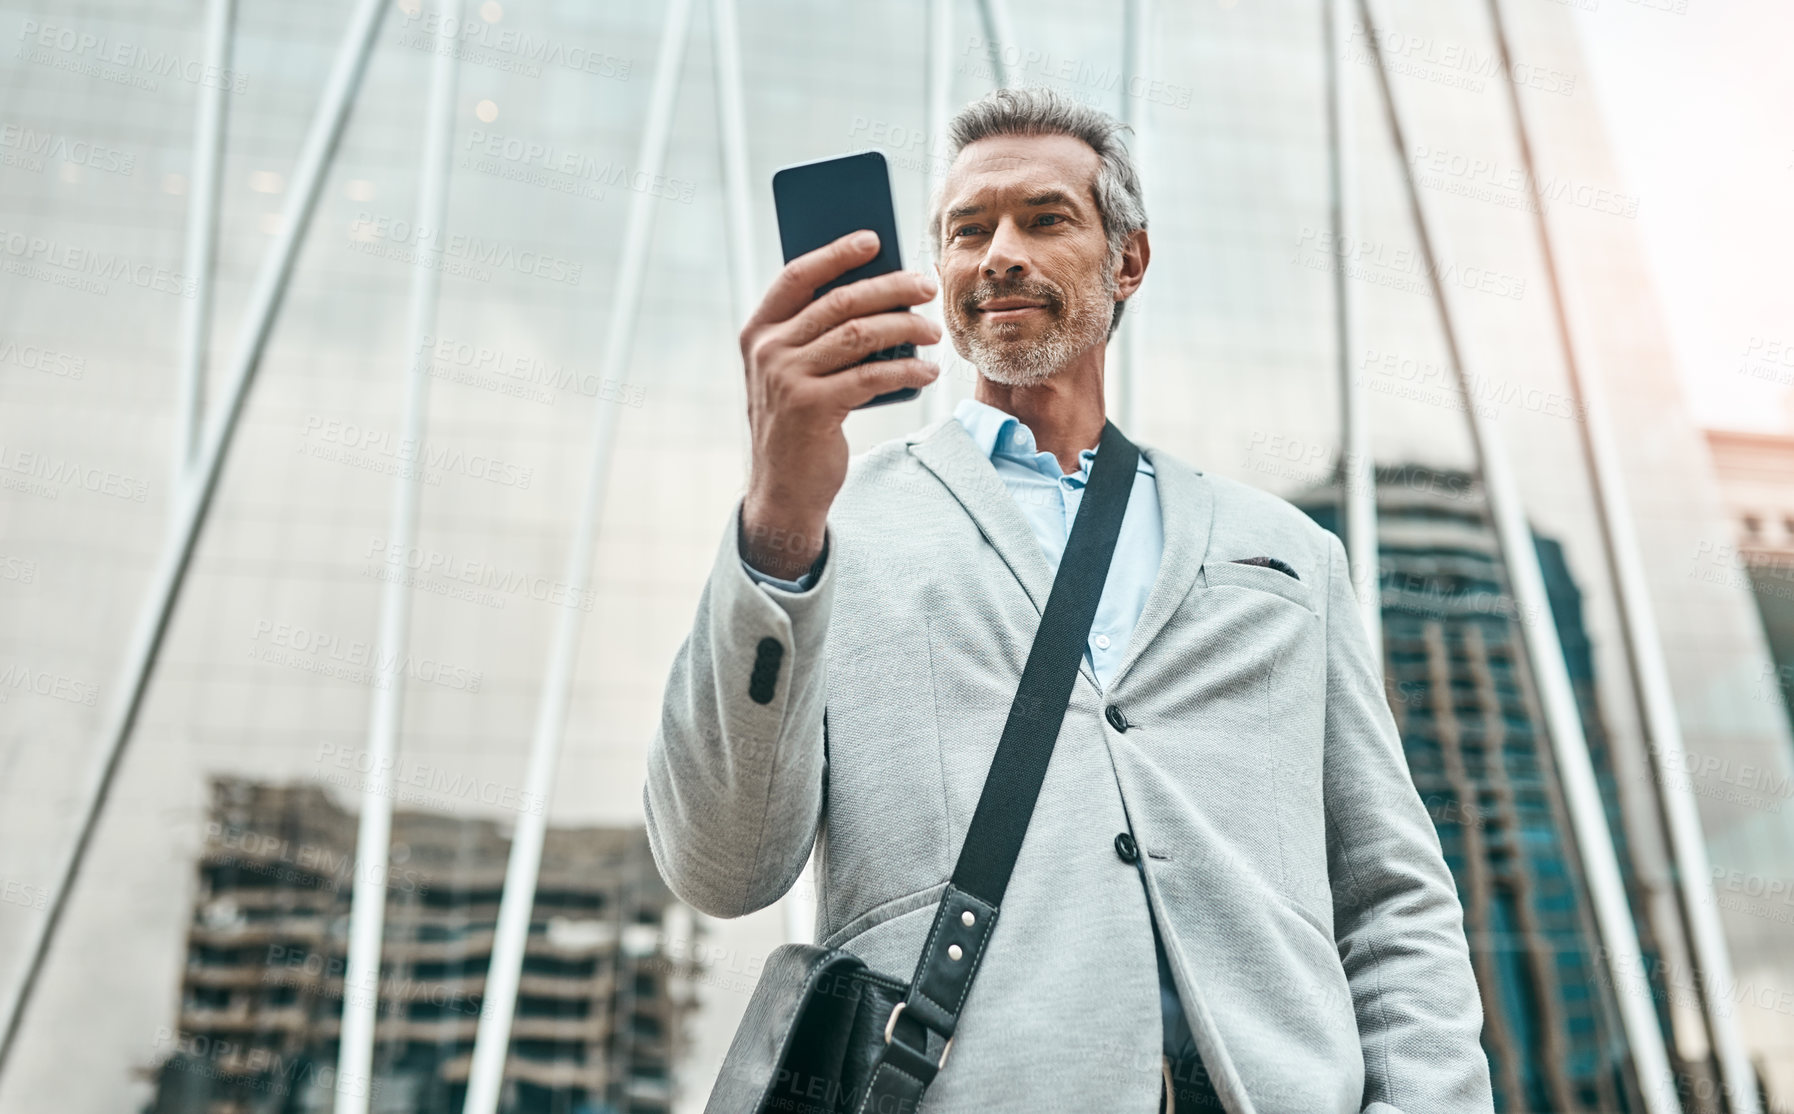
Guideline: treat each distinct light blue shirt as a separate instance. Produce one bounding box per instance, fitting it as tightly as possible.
[740,398,1195,1062]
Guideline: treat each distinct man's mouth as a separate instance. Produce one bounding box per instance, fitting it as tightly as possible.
[977,298,1049,321]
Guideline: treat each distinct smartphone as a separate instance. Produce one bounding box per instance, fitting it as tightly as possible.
[771,150,924,409]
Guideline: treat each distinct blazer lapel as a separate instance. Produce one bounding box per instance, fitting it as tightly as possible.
[1103,444,1215,694]
[907,415,1056,615]
[905,418,1215,694]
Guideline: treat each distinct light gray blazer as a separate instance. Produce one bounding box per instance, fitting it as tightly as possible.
[644,414,1494,1113]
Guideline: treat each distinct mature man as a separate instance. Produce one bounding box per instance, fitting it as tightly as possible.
[644,87,1493,1113]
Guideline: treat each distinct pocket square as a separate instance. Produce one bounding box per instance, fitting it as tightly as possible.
[1230,556,1299,580]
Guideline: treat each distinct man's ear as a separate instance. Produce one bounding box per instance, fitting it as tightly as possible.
[1115,228,1150,300]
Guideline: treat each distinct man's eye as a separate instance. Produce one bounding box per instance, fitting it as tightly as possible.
[1037,214,1063,226]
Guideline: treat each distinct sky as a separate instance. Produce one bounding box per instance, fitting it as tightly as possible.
[1575,0,1794,434]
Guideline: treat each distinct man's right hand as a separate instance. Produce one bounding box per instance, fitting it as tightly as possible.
[737,229,942,580]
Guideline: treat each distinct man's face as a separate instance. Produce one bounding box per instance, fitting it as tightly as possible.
[935,133,1120,387]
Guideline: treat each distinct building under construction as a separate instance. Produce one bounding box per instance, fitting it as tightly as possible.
[146,778,700,1114]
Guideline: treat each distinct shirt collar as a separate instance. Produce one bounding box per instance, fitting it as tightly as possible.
[952,397,1152,482]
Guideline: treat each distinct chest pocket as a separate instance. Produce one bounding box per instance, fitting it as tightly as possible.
[1199,558,1318,614]
[1199,556,1328,910]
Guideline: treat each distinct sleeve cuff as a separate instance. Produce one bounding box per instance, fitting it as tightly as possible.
[739,526,830,594]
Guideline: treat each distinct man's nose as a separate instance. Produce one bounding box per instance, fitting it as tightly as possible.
[981,218,1031,280]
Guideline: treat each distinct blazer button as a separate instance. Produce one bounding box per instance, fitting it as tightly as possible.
[1114,831,1139,863]
[1105,704,1129,732]
[748,637,784,705]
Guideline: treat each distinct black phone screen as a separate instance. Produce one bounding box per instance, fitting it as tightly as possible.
[770,150,922,409]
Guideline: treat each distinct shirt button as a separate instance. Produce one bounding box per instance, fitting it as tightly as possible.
[1114,831,1139,863]
[1093,634,1111,650]
[1105,704,1129,732]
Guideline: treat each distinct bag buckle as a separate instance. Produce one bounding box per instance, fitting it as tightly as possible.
[883,1001,953,1069]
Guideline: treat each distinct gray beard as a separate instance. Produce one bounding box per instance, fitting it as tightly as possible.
[958,270,1118,387]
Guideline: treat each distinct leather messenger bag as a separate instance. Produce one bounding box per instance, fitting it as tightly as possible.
[701,420,1141,1114]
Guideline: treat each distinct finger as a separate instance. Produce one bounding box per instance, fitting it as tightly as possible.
[789,310,943,377]
[814,357,941,412]
[784,268,938,349]
[749,229,883,331]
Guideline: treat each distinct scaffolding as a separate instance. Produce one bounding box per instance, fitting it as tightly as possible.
[153,778,696,1113]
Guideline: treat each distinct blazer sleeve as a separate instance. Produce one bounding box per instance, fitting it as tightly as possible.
[1318,530,1496,1114]
[642,496,834,919]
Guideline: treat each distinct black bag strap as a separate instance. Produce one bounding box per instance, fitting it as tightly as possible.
[853,419,1140,1113]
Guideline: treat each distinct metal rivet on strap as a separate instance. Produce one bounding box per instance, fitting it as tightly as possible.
[948,944,963,961]
[961,910,975,927]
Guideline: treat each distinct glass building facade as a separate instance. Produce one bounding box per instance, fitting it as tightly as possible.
[1304,467,1672,1112]
[3,1,1792,1111]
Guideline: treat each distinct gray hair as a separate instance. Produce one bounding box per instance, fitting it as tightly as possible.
[927,86,1147,338]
